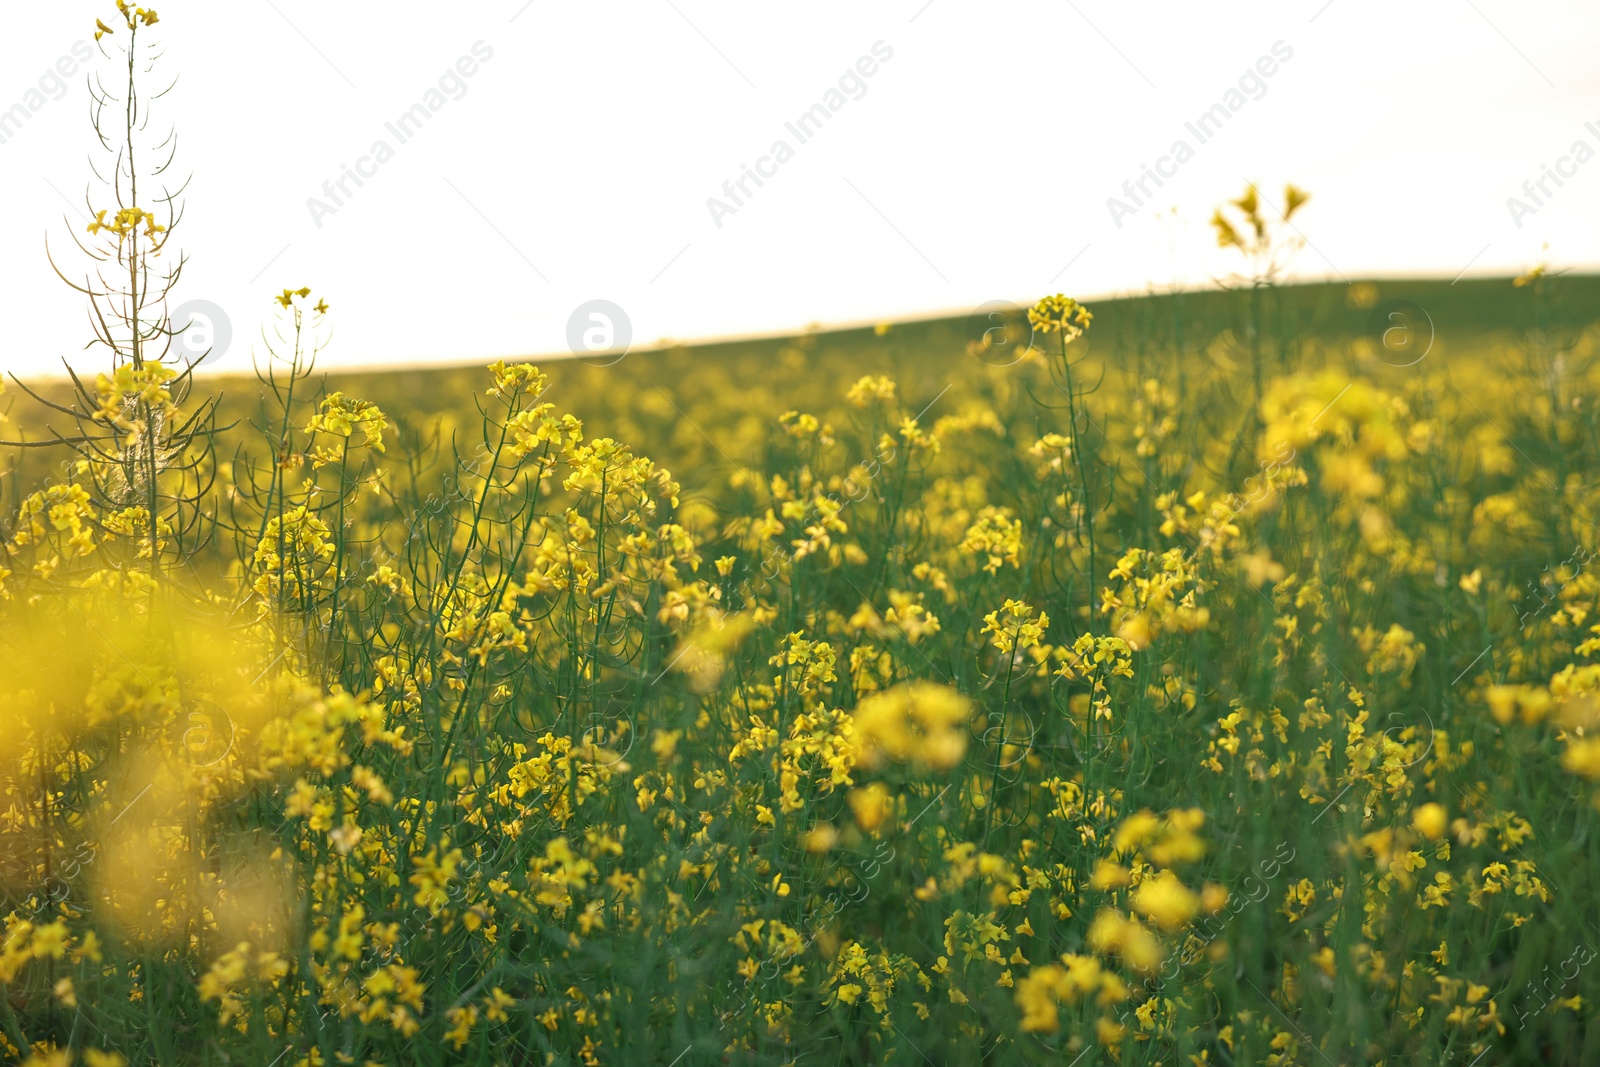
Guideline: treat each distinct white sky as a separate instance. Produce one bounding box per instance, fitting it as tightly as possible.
[2,1,1596,376]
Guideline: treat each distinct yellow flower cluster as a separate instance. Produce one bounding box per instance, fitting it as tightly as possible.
[850,681,973,771]
[1028,293,1093,340]
[85,207,165,242]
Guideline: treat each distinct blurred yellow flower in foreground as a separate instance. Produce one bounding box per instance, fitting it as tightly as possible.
[851,681,973,771]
